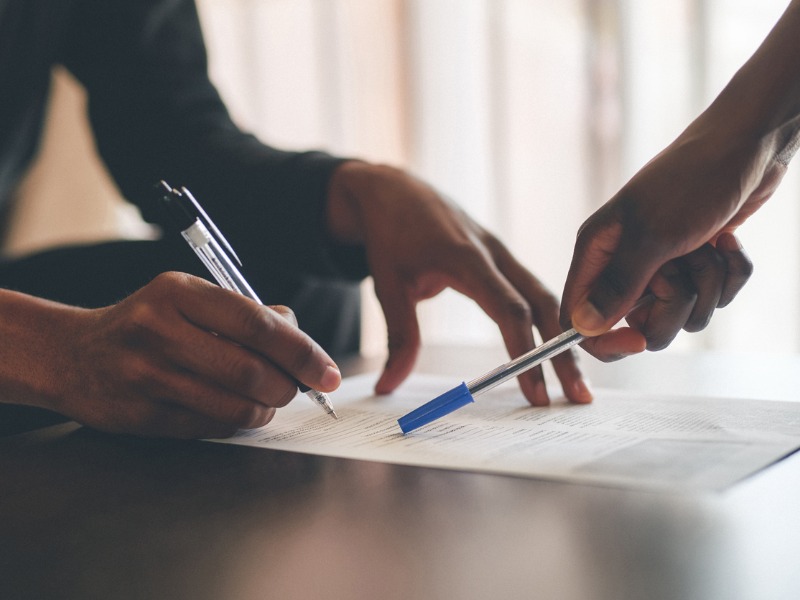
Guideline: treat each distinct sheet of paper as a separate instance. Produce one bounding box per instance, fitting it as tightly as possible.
[210,373,800,491]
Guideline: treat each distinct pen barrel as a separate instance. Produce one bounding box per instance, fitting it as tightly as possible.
[182,221,262,304]
[467,328,585,397]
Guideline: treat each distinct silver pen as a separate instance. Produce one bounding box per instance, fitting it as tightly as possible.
[157,181,338,420]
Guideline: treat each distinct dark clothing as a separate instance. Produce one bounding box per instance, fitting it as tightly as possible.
[0,0,368,281]
[0,238,362,356]
[0,0,368,434]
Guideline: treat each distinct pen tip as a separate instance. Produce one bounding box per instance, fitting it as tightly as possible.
[330,410,339,420]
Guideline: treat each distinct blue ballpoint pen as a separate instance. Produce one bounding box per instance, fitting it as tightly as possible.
[398,296,653,433]
[397,329,584,434]
[156,180,338,420]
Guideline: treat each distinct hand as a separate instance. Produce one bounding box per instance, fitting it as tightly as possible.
[327,161,591,406]
[4,272,341,438]
[561,113,785,359]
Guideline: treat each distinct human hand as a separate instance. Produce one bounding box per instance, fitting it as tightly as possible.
[327,161,591,406]
[561,115,786,360]
[10,272,341,438]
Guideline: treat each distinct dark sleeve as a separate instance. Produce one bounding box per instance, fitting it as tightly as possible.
[59,0,367,281]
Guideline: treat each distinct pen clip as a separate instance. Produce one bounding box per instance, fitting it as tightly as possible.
[179,186,243,267]
[157,180,244,268]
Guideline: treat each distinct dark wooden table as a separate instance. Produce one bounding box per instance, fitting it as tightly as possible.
[2,347,799,600]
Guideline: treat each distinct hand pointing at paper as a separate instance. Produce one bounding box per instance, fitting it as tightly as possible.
[561,0,800,360]
[327,162,592,406]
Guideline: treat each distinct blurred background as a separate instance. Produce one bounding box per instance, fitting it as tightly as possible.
[4,0,798,359]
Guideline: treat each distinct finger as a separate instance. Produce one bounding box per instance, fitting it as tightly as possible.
[715,233,753,307]
[676,244,725,332]
[133,355,290,422]
[94,392,276,439]
[572,233,663,336]
[578,327,647,362]
[489,239,592,405]
[628,261,696,351]
[165,274,340,392]
[373,277,421,395]
[441,240,552,405]
[130,296,310,407]
[269,304,298,327]
[563,207,668,337]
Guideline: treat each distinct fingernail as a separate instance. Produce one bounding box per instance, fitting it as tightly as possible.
[572,301,607,335]
[572,379,593,403]
[321,365,341,389]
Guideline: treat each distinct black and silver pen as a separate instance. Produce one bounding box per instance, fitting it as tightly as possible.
[156,180,338,420]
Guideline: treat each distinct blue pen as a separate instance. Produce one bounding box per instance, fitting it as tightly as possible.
[398,296,653,433]
[398,329,584,433]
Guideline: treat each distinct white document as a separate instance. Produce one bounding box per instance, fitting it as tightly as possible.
[210,373,800,491]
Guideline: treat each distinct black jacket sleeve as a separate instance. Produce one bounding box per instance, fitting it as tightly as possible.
[58,0,367,281]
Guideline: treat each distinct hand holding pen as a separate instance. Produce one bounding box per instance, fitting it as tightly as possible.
[24,268,341,439]
[156,181,340,420]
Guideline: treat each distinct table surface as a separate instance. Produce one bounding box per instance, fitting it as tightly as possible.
[2,346,800,600]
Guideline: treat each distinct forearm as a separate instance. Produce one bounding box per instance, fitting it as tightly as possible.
[0,290,81,412]
[62,0,362,281]
[705,0,800,162]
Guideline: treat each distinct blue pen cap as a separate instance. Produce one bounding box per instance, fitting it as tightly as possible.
[397,382,474,434]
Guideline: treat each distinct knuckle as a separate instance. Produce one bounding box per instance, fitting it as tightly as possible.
[126,301,161,333]
[261,407,277,426]
[502,298,533,325]
[675,283,697,304]
[656,265,696,304]
[288,339,317,375]
[153,270,182,285]
[150,271,191,295]
[386,330,408,353]
[247,407,277,428]
[596,266,630,302]
[273,383,298,408]
[688,249,725,275]
[270,305,297,326]
[645,332,677,352]
[227,354,265,395]
[735,257,754,279]
[454,243,490,269]
[684,314,711,333]
[121,308,172,351]
[237,302,275,343]
[482,231,507,255]
[228,402,263,429]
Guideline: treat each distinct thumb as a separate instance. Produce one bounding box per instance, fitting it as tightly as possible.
[565,220,663,336]
[572,251,662,336]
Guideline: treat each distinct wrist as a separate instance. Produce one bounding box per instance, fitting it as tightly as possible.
[327,161,403,245]
[680,95,786,201]
[706,2,800,155]
[0,290,84,413]
[326,160,369,245]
